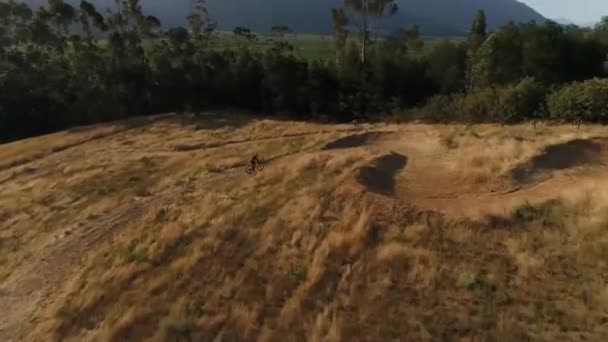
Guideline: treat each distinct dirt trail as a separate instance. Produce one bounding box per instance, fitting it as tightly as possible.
[353,135,608,218]
[175,127,372,152]
[0,116,168,174]
[322,131,395,150]
[0,165,240,342]
[0,128,348,341]
[0,194,168,341]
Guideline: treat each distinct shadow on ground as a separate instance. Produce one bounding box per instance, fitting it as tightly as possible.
[510,138,607,184]
[356,152,408,196]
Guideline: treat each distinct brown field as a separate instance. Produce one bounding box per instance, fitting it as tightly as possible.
[1,113,608,341]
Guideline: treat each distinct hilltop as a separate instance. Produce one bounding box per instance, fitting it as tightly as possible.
[1,113,608,340]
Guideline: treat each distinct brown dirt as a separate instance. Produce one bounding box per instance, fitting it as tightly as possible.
[322,131,394,150]
[3,117,608,341]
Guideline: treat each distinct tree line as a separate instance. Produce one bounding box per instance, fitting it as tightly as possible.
[0,0,607,143]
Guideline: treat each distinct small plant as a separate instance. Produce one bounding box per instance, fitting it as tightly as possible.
[249,205,273,226]
[513,200,569,228]
[288,261,308,282]
[441,134,459,149]
[460,271,484,291]
[155,207,169,223]
[160,316,195,340]
[123,240,148,264]
[95,184,116,196]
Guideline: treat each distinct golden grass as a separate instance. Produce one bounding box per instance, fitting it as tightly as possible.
[2,115,608,341]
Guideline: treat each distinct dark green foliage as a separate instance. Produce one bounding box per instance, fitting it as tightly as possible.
[547,79,608,123]
[513,200,570,229]
[469,9,487,50]
[405,78,548,124]
[496,77,548,123]
[403,94,459,122]
[0,2,607,143]
[470,21,608,89]
[427,39,467,93]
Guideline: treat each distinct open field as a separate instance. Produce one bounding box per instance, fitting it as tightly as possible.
[1,113,608,341]
[99,34,459,60]
[215,33,463,60]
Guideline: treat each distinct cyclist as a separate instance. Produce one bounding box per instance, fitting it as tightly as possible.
[251,154,261,169]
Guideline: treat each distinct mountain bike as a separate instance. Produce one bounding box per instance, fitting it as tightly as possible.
[246,158,265,174]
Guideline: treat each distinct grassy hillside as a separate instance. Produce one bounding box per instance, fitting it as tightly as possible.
[1,114,608,340]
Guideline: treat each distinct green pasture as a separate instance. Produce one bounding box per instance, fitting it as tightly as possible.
[96,32,465,61]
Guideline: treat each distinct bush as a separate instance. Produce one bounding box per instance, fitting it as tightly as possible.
[400,94,459,122]
[547,78,608,123]
[496,77,547,123]
[457,88,498,122]
[402,77,547,124]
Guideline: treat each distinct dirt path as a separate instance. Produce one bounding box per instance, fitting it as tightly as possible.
[350,132,608,218]
[0,193,172,341]
[0,133,331,341]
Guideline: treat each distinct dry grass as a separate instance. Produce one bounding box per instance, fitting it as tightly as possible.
[1,114,608,341]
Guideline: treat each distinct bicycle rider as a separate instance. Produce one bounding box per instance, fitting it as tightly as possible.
[251,154,260,169]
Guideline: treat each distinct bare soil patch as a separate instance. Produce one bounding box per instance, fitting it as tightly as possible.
[322,131,393,150]
[356,152,408,196]
[510,138,607,184]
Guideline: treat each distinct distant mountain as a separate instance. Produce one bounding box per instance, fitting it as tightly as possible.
[24,0,548,36]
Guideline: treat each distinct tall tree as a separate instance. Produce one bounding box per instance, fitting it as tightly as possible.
[331,8,349,66]
[48,0,75,37]
[271,25,292,37]
[343,0,398,64]
[188,0,216,46]
[466,9,488,91]
[79,1,107,40]
[470,9,487,49]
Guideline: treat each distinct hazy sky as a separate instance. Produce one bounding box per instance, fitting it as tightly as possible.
[521,0,607,23]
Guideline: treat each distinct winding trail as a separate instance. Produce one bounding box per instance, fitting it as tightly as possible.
[0,125,373,341]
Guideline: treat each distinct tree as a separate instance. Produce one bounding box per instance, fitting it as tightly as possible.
[168,26,190,46]
[48,0,75,40]
[331,8,349,66]
[232,26,257,53]
[470,9,487,49]
[596,16,608,32]
[469,21,523,89]
[466,9,488,91]
[383,24,424,56]
[343,0,398,64]
[188,0,216,46]
[427,39,467,93]
[271,25,292,37]
[520,21,569,84]
[233,26,256,41]
[79,1,107,40]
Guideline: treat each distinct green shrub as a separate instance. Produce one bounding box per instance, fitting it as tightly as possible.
[402,94,460,122]
[496,77,547,123]
[547,78,608,123]
[457,88,498,122]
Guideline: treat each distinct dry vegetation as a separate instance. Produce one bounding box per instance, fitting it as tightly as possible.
[1,113,608,341]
